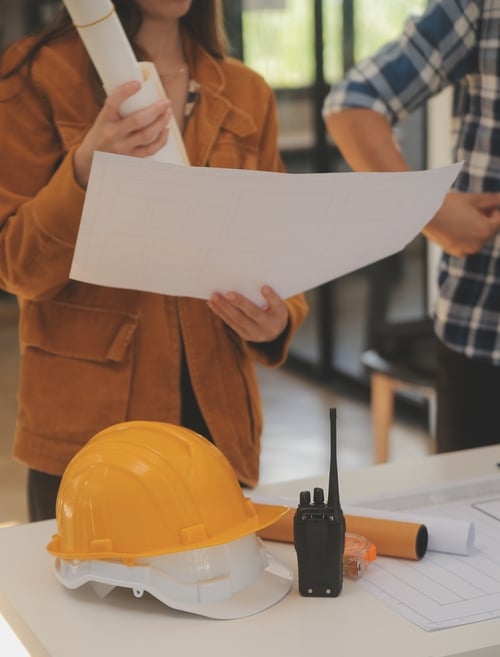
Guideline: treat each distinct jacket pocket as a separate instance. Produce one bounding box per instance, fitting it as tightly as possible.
[207,131,259,170]
[18,300,138,440]
[207,108,258,170]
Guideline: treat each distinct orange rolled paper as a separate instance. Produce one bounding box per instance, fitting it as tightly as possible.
[345,514,427,560]
[256,505,428,560]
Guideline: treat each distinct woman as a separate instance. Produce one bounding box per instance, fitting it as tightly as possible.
[0,0,308,520]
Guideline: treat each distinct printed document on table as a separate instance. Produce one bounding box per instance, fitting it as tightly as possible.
[70,152,462,305]
[352,475,500,631]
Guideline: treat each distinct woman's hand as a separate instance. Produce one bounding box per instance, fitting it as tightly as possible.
[208,285,289,343]
[423,191,500,256]
[73,80,172,188]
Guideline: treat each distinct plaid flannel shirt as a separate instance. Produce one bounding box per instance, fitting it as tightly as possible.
[323,0,500,365]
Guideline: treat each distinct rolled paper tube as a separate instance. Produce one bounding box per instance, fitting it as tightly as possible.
[122,63,189,165]
[345,515,428,560]
[63,0,141,91]
[63,0,114,26]
[62,1,188,165]
[343,505,475,556]
[256,506,428,560]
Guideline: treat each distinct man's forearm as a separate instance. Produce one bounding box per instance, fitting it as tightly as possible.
[325,108,410,173]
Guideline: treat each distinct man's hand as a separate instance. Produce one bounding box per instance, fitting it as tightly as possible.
[207,285,288,343]
[423,191,500,256]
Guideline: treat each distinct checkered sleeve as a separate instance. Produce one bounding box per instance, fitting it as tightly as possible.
[323,0,480,124]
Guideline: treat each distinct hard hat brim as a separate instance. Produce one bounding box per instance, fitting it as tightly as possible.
[53,537,293,619]
[47,502,289,560]
[172,549,293,619]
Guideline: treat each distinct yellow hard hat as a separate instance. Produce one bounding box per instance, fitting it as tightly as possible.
[46,421,292,618]
[48,420,286,560]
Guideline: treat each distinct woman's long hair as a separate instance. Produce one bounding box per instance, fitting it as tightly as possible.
[0,0,227,82]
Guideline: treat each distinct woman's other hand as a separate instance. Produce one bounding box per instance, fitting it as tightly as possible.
[208,285,289,342]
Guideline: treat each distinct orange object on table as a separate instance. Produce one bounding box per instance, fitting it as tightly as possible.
[343,533,377,578]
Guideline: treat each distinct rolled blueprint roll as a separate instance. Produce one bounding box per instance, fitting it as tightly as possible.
[63,0,189,165]
[343,505,475,556]
[345,515,428,560]
[255,506,428,561]
[63,0,141,91]
[121,62,188,165]
[254,495,475,557]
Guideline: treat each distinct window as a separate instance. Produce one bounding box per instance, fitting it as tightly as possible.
[242,0,316,88]
[354,0,428,62]
[242,0,428,88]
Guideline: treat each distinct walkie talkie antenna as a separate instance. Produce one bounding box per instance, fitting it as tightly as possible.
[327,408,341,509]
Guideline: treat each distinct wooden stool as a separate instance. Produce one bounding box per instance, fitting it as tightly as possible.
[361,349,436,464]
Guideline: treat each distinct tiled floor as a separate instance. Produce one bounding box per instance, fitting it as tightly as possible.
[0,297,431,526]
[257,364,432,485]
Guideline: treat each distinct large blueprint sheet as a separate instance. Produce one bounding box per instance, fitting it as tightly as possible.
[70,152,462,305]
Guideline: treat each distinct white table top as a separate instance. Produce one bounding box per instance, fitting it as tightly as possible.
[1,444,500,657]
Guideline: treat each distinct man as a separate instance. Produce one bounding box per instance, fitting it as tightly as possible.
[323,0,500,452]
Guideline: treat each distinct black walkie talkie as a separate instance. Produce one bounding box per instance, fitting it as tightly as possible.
[293,408,346,597]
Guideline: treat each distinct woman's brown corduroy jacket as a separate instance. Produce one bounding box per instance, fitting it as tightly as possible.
[0,29,308,487]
